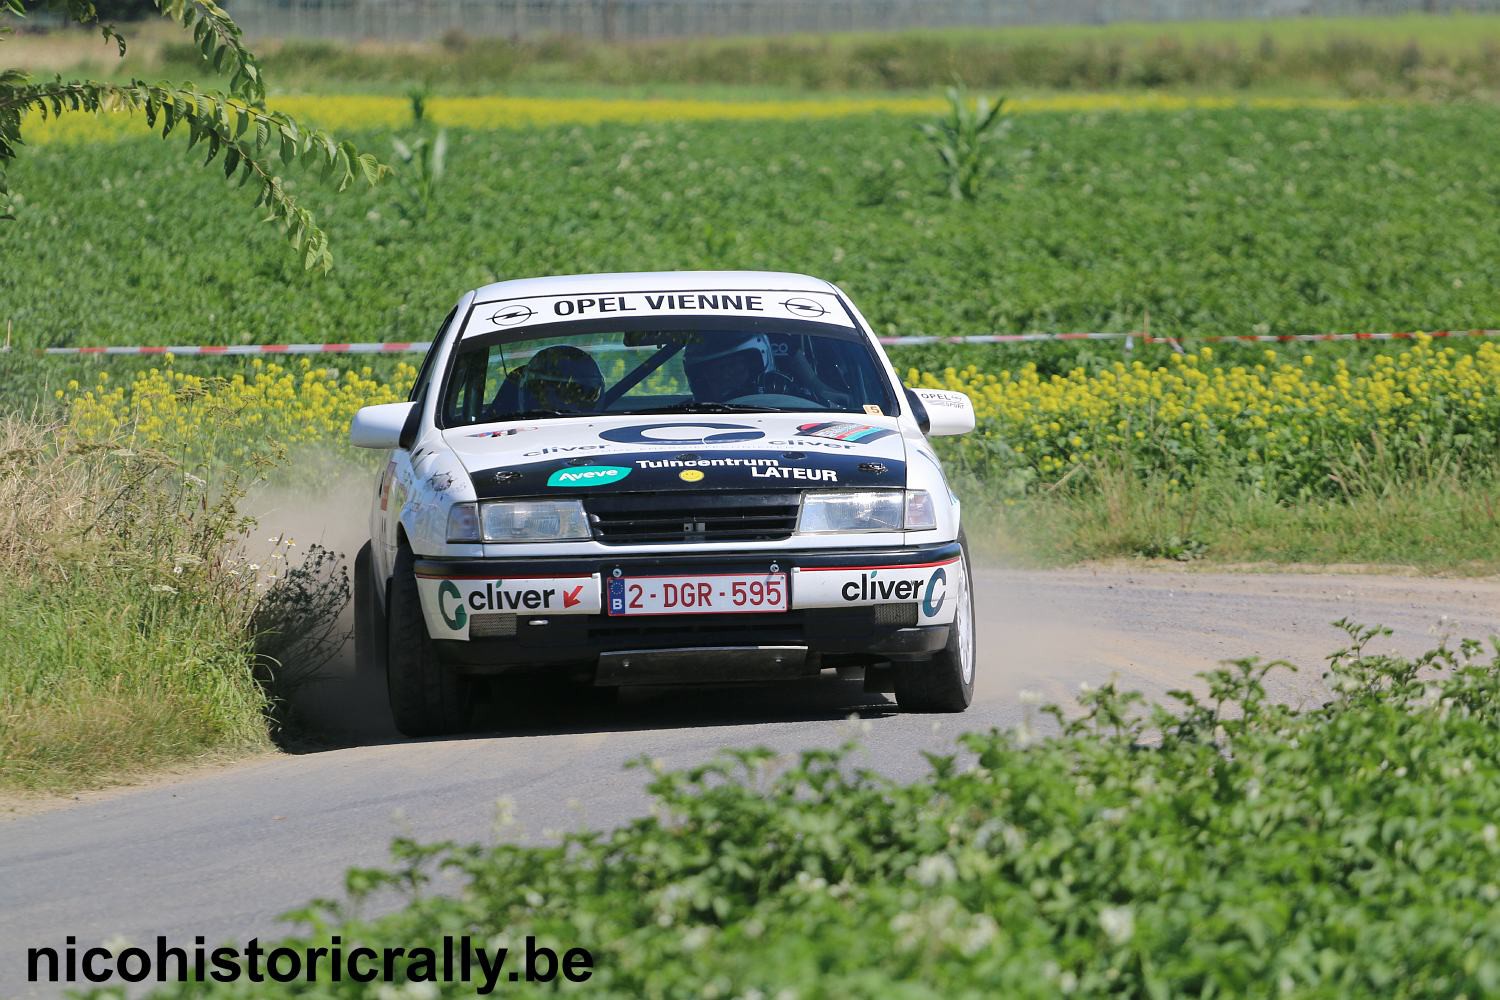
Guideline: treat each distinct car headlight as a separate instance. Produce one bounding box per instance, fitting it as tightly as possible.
[447,501,591,543]
[793,491,895,533]
[797,490,938,533]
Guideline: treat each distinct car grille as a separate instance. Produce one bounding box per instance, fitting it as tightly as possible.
[585,492,800,545]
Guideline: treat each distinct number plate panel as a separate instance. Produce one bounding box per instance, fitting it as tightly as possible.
[606,573,789,616]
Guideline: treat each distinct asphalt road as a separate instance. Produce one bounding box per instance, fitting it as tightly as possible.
[4,566,1499,997]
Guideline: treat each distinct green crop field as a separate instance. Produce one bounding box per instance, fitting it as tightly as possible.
[5,105,1500,350]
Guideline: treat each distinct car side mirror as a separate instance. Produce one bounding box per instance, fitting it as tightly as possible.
[906,388,975,436]
[350,402,417,449]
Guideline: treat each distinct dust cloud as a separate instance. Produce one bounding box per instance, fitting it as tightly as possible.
[243,462,397,744]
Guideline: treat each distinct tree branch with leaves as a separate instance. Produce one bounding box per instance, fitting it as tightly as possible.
[0,0,387,270]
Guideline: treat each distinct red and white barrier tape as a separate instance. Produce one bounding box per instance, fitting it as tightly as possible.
[880,329,1500,347]
[3,329,1498,356]
[14,342,430,356]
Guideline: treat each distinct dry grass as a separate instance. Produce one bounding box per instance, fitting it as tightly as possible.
[0,415,269,792]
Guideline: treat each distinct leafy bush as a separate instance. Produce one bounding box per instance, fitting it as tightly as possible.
[140,624,1500,998]
[250,542,351,731]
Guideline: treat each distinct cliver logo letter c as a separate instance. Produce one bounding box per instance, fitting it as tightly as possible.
[922,567,948,618]
[438,580,467,630]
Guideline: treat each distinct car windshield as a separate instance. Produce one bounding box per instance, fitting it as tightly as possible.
[439,318,899,428]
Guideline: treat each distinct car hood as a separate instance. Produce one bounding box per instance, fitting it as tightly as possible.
[441,412,909,499]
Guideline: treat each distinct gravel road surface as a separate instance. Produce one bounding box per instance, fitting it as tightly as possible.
[4,566,1498,997]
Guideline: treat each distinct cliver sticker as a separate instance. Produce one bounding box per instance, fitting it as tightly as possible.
[797,421,897,444]
[416,574,602,639]
[792,558,962,625]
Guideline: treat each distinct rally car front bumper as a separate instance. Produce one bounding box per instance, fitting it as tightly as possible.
[412,540,963,685]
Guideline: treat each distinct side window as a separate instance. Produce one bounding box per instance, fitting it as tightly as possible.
[408,306,458,403]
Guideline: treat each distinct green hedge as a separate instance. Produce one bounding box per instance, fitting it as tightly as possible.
[143,623,1500,997]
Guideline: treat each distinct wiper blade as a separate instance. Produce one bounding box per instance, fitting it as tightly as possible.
[629,401,778,414]
[492,409,573,420]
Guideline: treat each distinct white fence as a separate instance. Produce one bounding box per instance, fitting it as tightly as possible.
[225,0,1500,43]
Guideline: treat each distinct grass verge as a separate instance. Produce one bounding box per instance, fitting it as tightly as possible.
[967,466,1500,574]
[0,417,270,792]
[130,625,1500,997]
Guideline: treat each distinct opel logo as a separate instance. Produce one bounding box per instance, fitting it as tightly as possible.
[780,297,828,319]
[489,304,535,326]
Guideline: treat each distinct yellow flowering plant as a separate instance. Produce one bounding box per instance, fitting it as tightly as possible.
[55,338,1498,504]
[917,337,1500,501]
[60,357,417,470]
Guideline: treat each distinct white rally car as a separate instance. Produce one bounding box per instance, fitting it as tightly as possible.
[351,271,977,736]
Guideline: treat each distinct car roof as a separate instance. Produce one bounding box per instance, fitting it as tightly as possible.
[468,270,839,304]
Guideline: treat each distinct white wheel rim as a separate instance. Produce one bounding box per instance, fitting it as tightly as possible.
[957,561,975,685]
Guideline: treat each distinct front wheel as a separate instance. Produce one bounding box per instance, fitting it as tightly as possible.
[386,544,472,737]
[894,541,975,713]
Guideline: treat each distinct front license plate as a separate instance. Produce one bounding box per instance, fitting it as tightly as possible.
[607,573,788,616]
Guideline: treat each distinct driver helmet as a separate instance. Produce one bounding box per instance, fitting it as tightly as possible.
[683,334,773,395]
[519,346,604,413]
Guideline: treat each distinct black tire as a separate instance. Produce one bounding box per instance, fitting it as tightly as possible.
[353,541,385,683]
[894,541,976,713]
[386,543,472,737]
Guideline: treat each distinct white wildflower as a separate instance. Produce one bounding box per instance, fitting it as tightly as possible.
[1483,824,1498,850]
[959,914,999,956]
[911,853,957,886]
[680,926,711,951]
[794,871,828,892]
[1099,905,1135,945]
[1018,689,1043,705]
